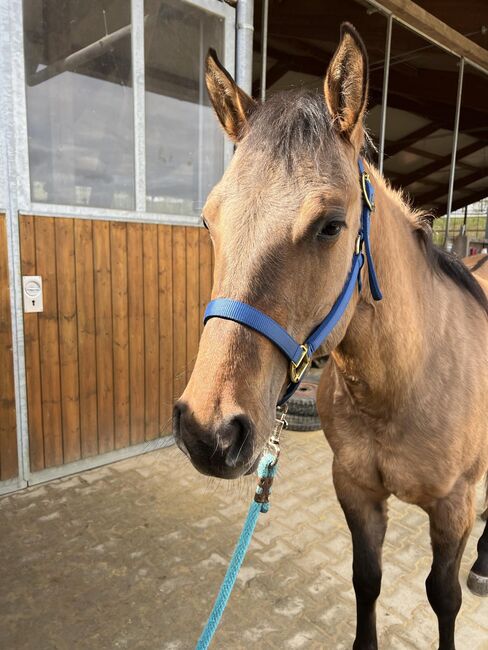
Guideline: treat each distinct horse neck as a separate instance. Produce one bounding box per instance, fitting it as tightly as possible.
[335,169,436,407]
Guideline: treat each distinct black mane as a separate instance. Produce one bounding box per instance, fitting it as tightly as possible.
[416,225,488,315]
[246,90,335,167]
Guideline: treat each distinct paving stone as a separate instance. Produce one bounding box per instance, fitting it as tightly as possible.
[0,430,487,649]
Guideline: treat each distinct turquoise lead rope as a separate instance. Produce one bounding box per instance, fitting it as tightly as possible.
[195,410,287,649]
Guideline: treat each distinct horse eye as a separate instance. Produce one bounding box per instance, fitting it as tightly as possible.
[201,215,209,230]
[317,220,345,241]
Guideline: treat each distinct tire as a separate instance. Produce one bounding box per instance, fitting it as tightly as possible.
[285,412,322,432]
[287,381,318,417]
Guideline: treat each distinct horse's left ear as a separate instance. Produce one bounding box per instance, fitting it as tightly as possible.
[205,48,257,143]
[324,23,368,144]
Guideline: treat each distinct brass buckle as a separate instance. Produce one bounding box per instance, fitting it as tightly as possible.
[355,234,363,255]
[289,344,311,383]
[361,172,375,212]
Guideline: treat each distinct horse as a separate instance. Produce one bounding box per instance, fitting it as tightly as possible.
[173,23,488,650]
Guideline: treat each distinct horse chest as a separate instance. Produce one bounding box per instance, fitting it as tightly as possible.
[326,418,451,504]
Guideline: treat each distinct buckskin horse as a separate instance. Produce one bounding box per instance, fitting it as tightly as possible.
[173,23,488,650]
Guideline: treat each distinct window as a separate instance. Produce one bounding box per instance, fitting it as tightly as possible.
[23,0,135,209]
[144,0,225,216]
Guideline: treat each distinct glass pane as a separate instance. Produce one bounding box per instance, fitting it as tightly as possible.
[23,0,134,209]
[145,0,225,216]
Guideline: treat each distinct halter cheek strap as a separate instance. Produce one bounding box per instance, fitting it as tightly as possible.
[203,159,382,405]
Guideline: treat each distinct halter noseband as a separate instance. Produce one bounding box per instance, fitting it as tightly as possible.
[203,158,382,405]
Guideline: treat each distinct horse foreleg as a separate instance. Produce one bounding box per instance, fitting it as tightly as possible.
[425,481,476,650]
[468,517,488,596]
[333,459,388,650]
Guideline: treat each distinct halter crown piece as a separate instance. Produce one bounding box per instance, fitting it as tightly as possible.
[203,159,382,405]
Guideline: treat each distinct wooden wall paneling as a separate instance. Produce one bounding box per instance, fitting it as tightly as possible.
[172,227,187,402]
[35,217,63,468]
[127,223,145,445]
[158,226,173,435]
[110,223,130,450]
[55,219,81,464]
[20,216,44,471]
[143,224,160,441]
[19,217,215,476]
[74,220,99,458]
[0,215,18,480]
[185,227,200,382]
[93,221,115,454]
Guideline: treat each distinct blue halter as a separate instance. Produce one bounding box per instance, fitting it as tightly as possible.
[203,159,382,405]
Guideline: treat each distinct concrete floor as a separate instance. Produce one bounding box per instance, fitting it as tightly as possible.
[0,430,487,650]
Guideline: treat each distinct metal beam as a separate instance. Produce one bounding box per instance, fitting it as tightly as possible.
[260,0,268,101]
[444,57,464,247]
[132,0,146,213]
[236,0,254,93]
[378,13,392,175]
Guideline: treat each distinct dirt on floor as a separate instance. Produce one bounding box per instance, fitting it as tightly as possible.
[0,430,487,650]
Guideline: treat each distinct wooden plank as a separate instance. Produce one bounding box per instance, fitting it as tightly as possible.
[0,216,18,480]
[172,227,187,401]
[110,223,130,450]
[186,227,200,381]
[74,220,99,458]
[55,219,81,464]
[143,224,160,441]
[127,223,145,445]
[199,228,213,333]
[35,217,63,468]
[93,220,115,454]
[158,226,173,436]
[20,217,44,471]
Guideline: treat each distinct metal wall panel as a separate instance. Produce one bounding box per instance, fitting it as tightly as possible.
[0,214,18,480]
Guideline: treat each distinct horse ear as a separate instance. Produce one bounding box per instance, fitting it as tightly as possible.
[324,23,368,143]
[205,49,257,143]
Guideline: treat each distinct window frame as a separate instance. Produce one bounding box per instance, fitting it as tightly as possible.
[10,0,235,225]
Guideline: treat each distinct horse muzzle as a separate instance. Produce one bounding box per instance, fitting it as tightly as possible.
[173,401,257,479]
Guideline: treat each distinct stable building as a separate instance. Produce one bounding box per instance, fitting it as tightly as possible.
[0,0,487,494]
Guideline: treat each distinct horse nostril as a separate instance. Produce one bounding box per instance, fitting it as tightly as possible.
[173,401,190,457]
[223,414,254,468]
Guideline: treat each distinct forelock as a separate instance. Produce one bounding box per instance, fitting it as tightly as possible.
[243,89,338,170]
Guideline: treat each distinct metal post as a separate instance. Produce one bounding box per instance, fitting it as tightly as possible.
[444,57,465,249]
[260,0,268,102]
[378,13,392,175]
[131,0,146,212]
[236,0,254,94]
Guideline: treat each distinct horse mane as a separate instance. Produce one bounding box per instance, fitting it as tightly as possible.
[368,168,488,317]
[246,90,335,170]
[415,220,488,316]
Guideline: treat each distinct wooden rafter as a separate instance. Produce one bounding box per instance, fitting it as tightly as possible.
[418,167,488,204]
[448,187,488,212]
[392,141,487,188]
[384,123,441,157]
